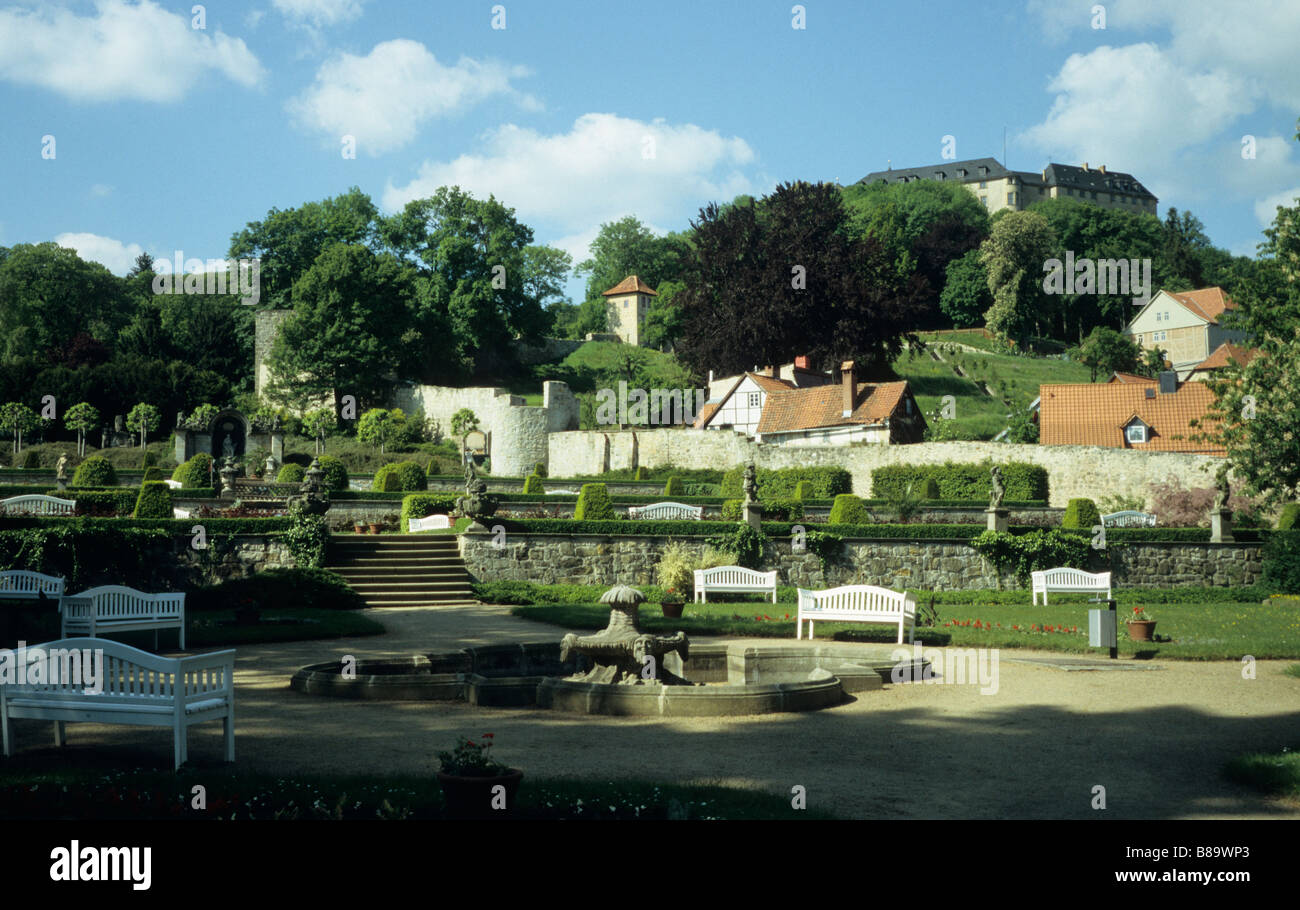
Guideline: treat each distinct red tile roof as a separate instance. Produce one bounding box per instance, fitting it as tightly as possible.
[757,381,910,435]
[1191,342,1260,372]
[1039,381,1224,454]
[601,275,658,297]
[1108,371,1157,384]
[1167,287,1234,324]
[692,401,720,429]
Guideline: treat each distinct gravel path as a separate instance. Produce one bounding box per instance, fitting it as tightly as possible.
[9,604,1300,819]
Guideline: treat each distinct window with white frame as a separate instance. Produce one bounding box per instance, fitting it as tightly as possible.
[1126,421,1148,444]
[747,393,760,408]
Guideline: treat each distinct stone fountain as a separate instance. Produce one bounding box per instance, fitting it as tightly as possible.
[559,585,691,685]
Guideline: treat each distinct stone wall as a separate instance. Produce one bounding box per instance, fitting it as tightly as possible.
[394,381,578,477]
[460,531,1262,590]
[546,429,1223,507]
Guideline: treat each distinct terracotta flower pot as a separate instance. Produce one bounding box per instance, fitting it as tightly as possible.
[369,523,383,534]
[660,600,685,619]
[436,769,523,819]
[1126,620,1157,641]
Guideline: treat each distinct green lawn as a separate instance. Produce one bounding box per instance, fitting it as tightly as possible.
[509,592,1300,660]
[0,766,833,820]
[1224,748,1300,800]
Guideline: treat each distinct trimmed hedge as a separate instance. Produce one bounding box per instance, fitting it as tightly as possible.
[141,466,163,483]
[722,466,852,499]
[71,456,118,488]
[1263,530,1300,593]
[1277,504,1300,531]
[189,568,364,612]
[316,455,350,492]
[132,482,173,519]
[374,461,427,492]
[0,516,294,533]
[277,463,306,484]
[574,483,615,520]
[524,473,545,495]
[497,518,992,539]
[663,476,684,496]
[400,493,459,531]
[64,488,139,516]
[794,481,812,501]
[872,461,1049,502]
[172,454,214,489]
[1061,498,1100,530]
[720,499,804,521]
[828,494,871,524]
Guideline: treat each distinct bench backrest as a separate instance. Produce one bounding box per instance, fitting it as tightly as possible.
[0,571,65,598]
[798,584,913,616]
[410,514,451,531]
[1,495,76,515]
[694,566,776,586]
[628,502,703,520]
[65,586,185,621]
[1,638,233,703]
[1034,568,1110,587]
[1101,510,1157,527]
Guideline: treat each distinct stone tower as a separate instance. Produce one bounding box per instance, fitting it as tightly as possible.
[601,275,657,346]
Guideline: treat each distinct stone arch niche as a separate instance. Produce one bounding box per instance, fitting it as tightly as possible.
[210,411,249,460]
[174,409,281,468]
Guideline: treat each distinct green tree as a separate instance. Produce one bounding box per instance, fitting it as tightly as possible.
[1076,326,1141,381]
[266,243,420,414]
[126,402,162,448]
[357,408,408,454]
[574,216,691,304]
[302,407,336,454]
[450,408,480,440]
[1139,345,1168,377]
[0,243,127,360]
[980,211,1058,348]
[939,249,993,328]
[640,279,687,350]
[0,402,39,455]
[63,402,100,457]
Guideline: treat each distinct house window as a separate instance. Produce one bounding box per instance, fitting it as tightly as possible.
[1126,423,1148,444]
[979,181,987,189]
[624,300,629,308]
[1007,192,1016,205]
[747,393,760,408]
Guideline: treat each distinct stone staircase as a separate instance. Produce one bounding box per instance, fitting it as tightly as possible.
[326,536,476,607]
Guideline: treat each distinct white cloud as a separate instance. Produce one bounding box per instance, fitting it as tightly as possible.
[1254,187,1300,228]
[383,113,758,237]
[0,0,264,103]
[288,40,537,154]
[272,0,365,28]
[55,232,144,275]
[89,184,113,198]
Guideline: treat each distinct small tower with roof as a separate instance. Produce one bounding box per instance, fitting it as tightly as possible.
[601,275,657,346]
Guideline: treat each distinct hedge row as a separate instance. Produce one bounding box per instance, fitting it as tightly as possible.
[399,494,459,531]
[872,461,1049,502]
[721,466,852,499]
[496,519,998,539]
[189,568,364,612]
[0,516,294,533]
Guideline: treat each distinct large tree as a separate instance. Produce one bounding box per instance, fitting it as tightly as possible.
[265,243,421,414]
[980,211,1058,348]
[675,181,923,377]
[0,243,127,359]
[939,249,993,328]
[574,216,691,303]
[1075,326,1141,381]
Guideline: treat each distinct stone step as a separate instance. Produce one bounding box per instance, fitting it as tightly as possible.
[345,579,472,591]
[328,569,469,580]
[328,556,465,567]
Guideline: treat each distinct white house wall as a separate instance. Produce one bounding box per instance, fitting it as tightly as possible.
[708,376,769,436]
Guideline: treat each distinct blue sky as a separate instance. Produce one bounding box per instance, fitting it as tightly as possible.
[3,0,1298,303]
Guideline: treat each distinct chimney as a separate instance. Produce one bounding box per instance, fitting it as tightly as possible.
[794,355,811,371]
[1082,162,1089,171]
[840,360,856,417]
[1099,164,1106,174]
[1158,371,1178,395]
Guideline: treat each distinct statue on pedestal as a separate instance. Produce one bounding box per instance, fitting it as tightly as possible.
[989,466,1005,510]
[456,458,496,525]
[1215,466,1232,513]
[55,453,69,489]
[743,462,758,506]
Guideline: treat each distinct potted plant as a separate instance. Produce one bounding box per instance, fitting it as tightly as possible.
[368,518,383,534]
[655,541,694,618]
[353,519,367,534]
[1126,606,1157,641]
[660,588,686,618]
[436,734,522,819]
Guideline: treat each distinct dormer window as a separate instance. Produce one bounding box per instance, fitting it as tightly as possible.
[1125,420,1149,444]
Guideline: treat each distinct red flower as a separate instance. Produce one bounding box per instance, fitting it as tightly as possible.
[482,733,494,739]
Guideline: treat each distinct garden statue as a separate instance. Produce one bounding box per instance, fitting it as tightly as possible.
[559,585,691,686]
[287,458,330,516]
[989,466,1005,510]
[265,454,278,478]
[218,456,239,498]
[114,414,125,433]
[1215,465,1231,512]
[55,453,68,482]
[743,462,758,505]
[456,458,497,525]
[222,436,235,459]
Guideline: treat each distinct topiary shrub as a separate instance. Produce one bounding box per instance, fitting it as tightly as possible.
[634,466,647,481]
[1277,504,1300,531]
[828,494,871,525]
[722,465,851,499]
[315,454,349,491]
[664,475,684,496]
[132,481,173,519]
[1061,498,1101,530]
[793,481,812,501]
[1262,531,1300,594]
[277,463,306,484]
[374,461,427,492]
[524,473,545,495]
[872,461,1048,502]
[21,450,40,469]
[141,466,163,483]
[171,453,213,488]
[922,477,941,500]
[400,493,460,531]
[72,456,118,488]
[574,483,615,520]
[141,450,159,469]
[534,462,547,479]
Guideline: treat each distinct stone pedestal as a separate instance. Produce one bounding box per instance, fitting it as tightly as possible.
[1211,509,1233,543]
[743,502,763,532]
[985,508,1009,533]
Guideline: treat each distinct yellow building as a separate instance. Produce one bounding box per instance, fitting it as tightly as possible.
[602,275,657,346]
[859,157,1157,216]
[1125,287,1248,378]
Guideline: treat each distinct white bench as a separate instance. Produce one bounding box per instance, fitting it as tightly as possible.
[1102,510,1157,528]
[693,565,778,603]
[0,570,65,607]
[408,514,451,532]
[61,586,186,650]
[1,637,234,770]
[796,585,916,644]
[1,494,75,515]
[627,501,703,521]
[1031,567,1112,605]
